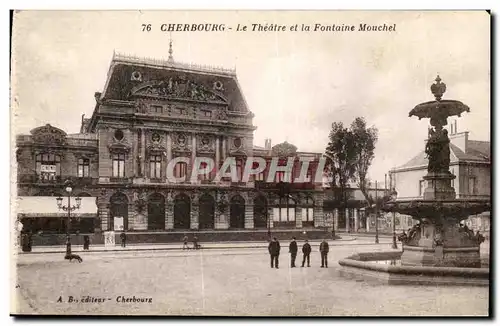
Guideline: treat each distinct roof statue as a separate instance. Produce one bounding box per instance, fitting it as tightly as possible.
[168,34,174,63]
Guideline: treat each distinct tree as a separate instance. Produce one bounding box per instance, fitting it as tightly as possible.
[325,122,357,230]
[351,117,378,207]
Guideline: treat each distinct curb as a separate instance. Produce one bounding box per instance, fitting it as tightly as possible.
[18,240,394,255]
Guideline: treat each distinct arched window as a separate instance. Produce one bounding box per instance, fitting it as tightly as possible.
[35,153,61,181]
[110,192,129,231]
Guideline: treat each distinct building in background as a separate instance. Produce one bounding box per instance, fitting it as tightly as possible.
[389,121,490,237]
[15,49,329,244]
[322,182,389,233]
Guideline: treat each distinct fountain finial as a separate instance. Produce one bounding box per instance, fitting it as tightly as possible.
[430,74,446,101]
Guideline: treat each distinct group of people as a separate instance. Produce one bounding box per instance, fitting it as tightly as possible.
[268,237,330,269]
[182,235,201,250]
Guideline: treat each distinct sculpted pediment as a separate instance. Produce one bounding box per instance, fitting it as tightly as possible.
[130,77,228,104]
[30,124,67,145]
[146,143,167,156]
[108,142,131,156]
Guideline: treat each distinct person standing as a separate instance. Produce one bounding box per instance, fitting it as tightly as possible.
[120,231,126,248]
[268,237,281,269]
[319,239,329,268]
[182,235,189,250]
[65,235,71,257]
[83,235,90,250]
[193,235,200,250]
[301,239,311,267]
[289,237,298,268]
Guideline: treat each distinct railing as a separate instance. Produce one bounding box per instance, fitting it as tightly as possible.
[108,177,133,184]
[113,52,237,75]
[66,138,98,147]
[255,181,318,191]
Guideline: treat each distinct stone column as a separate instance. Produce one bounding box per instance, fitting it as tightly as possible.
[345,208,350,232]
[314,202,324,228]
[268,207,274,229]
[190,133,197,181]
[140,128,146,177]
[244,197,254,229]
[222,137,227,161]
[215,136,220,173]
[190,194,199,229]
[166,132,172,163]
[295,206,302,228]
[132,129,137,177]
[165,198,174,230]
[334,208,339,231]
[354,208,359,232]
[98,202,109,231]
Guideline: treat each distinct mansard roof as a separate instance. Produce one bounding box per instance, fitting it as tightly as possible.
[99,52,249,113]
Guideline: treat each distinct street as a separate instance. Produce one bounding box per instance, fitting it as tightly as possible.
[13,243,489,316]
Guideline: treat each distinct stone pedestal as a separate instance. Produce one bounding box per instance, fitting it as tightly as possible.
[398,170,484,267]
[422,172,456,200]
[401,217,482,268]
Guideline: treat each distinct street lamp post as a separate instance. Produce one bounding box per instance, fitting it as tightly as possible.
[56,180,82,257]
[375,180,379,244]
[267,207,271,240]
[390,188,398,249]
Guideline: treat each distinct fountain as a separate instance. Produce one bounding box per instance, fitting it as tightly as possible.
[338,76,490,285]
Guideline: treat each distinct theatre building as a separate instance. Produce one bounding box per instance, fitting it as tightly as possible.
[15,50,329,244]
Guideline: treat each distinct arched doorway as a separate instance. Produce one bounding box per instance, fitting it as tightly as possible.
[198,194,215,229]
[148,193,165,230]
[230,195,245,229]
[110,192,129,231]
[253,195,268,228]
[174,194,191,229]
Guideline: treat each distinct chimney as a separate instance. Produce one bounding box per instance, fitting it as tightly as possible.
[265,138,272,151]
[450,130,469,153]
[80,114,85,133]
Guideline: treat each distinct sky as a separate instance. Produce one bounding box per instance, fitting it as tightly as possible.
[11,10,491,182]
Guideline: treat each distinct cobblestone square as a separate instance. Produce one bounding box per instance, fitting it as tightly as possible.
[14,244,489,316]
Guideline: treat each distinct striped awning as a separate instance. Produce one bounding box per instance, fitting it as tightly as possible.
[16,196,98,218]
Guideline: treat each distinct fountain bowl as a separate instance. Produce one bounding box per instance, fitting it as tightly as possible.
[338,251,489,287]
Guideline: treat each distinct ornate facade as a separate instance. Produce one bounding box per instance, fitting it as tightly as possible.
[15,52,326,236]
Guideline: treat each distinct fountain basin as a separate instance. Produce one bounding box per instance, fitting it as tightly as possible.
[338,251,489,286]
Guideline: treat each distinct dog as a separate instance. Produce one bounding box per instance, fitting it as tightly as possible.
[65,253,83,263]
